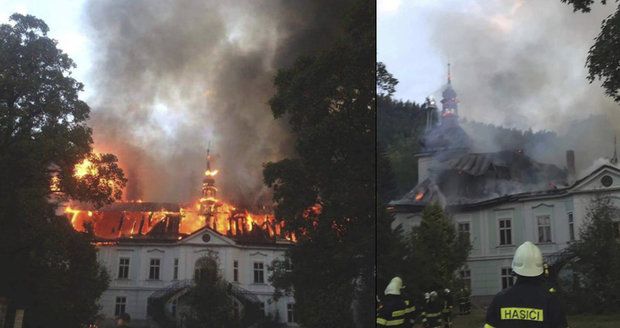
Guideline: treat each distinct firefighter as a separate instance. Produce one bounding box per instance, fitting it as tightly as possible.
[401,286,418,327]
[421,291,443,328]
[458,287,471,315]
[484,241,568,328]
[441,288,453,328]
[543,262,559,294]
[376,277,410,327]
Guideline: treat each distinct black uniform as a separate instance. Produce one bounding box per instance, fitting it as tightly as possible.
[422,297,444,328]
[403,296,417,326]
[484,277,567,328]
[441,291,454,327]
[458,288,471,315]
[377,294,409,327]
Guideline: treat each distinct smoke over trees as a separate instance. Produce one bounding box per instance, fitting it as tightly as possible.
[383,1,620,177]
[83,0,355,206]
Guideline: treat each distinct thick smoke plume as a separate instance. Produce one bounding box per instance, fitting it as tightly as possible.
[426,0,620,173]
[83,0,352,206]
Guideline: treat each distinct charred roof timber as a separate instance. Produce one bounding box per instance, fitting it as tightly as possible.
[392,150,568,209]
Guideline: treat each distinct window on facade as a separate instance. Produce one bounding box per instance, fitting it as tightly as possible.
[149,258,161,280]
[233,260,239,282]
[253,262,264,284]
[501,268,514,290]
[287,303,295,323]
[259,302,265,315]
[537,215,552,243]
[114,296,126,316]
[458,222,471,241]
[171,299,178,317]
[613,221,620,239]
[173,258,179,280]
[568,212,575,241]
[499,219,512,245]
[118,257,130,279]
[459,268,471,291]
[233,300,240,320]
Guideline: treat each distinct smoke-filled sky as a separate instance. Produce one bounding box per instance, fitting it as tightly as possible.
[379,0,620,174]
[378,0,618,131]
[1,0,354,205]
[84,0,355,205]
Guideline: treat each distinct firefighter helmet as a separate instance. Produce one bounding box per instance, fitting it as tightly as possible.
[384,276,404,295]
[512,241,544,277]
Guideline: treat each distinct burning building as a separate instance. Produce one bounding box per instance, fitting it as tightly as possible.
[389,67,620,303]
[63,150,297,327]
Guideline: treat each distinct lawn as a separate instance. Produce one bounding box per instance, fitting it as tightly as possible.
[410,308,620,327]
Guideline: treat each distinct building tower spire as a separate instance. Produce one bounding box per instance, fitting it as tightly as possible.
[200,142,219,229]
[206,141,212,172]
[612,135,618,165]
[440,63,458,121]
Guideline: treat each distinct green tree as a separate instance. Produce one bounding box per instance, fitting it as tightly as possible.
[564,195,620,313]
[403,204,471,296]
[264,1,374,327]
[376,144,408,295]
[562,0,620,102]
[0,14,125,327]
[377,96,425,196]
[377,62,399,97]
[183,255,239,328]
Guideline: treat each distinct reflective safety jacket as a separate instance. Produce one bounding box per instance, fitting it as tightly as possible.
[377,294,409,327]
[441,292,454,314]
[403,298,417,325]
[421,298,444,328]
[484,278,568,328]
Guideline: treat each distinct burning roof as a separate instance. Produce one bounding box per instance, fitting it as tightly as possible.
[65,202,295,245]
[393,150,568,208]
[64,149,297,245]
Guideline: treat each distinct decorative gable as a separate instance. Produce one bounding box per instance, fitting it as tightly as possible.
[571,165,620,193]
[179,228,236,246]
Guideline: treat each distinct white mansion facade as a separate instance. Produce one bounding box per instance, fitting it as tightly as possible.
[391,161,620,300]
[95,226,296,327]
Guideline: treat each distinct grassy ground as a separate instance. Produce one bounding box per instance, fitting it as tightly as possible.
[441,308,620,328]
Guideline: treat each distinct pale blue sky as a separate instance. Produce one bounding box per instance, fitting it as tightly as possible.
[2,0,617,132]
[378,0,617,133]
[0,0,91,95]
[378,0,446,103]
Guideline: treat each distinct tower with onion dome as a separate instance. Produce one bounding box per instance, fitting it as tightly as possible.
[440,63,459,121]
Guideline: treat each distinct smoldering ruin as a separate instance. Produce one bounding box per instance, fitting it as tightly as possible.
[423,0,620,174]
[83,0,354,207]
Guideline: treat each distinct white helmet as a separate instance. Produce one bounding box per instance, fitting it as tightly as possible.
[384,277,404,295]
[444,288,450,294]
[512,241,544,277]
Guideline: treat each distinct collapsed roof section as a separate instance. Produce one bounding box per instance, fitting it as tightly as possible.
[65,202,290,246]
[392,150,568,209]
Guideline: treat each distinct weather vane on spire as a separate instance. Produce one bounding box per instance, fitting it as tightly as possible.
[447,62,451,84]
[612,135,618,165]
[206,140,212,171]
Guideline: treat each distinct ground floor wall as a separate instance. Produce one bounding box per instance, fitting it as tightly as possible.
[98,287,296,327]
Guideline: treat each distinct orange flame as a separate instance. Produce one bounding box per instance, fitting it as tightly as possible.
[204,169,219,177]
[415,192,424,201]
[50,176,61,192]
[74,159,97,179]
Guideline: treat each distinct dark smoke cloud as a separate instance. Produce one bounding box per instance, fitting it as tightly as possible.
[426,0,620,174]
[83,0,352,206]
